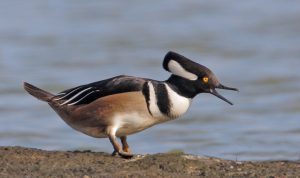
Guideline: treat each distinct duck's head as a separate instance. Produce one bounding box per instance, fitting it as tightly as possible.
[163,51,238,105]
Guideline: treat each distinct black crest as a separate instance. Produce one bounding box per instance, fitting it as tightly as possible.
[163,51,212,80]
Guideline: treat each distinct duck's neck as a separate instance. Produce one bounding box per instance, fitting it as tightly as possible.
[163,83,192,119]
[165,75,198,99]
[144,76,195,119]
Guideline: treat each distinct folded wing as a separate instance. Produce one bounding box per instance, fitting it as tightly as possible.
[53,75,147,106]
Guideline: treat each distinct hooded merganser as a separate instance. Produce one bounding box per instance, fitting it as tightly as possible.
[24,51,238,158]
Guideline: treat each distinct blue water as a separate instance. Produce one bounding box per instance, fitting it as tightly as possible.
[1,0,300,161]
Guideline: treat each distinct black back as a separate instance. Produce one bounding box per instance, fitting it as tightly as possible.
[54,75,147,105]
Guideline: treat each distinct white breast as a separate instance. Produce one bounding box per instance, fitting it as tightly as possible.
[113,113,156,136]
[165,84,192,118]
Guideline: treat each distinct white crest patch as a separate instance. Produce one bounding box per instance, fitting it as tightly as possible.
[168,60,198,80]
[165,84,191,118]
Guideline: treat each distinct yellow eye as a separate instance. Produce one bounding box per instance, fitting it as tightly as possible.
[202,76,209,83]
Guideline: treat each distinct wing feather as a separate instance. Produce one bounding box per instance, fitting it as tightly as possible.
[53,75,146,106]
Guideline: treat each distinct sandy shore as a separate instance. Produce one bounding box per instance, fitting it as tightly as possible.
[1,146,299,178]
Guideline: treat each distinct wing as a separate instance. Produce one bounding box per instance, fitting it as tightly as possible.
[53,75,147,106]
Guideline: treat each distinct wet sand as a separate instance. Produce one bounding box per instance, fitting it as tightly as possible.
[1,146,299,178]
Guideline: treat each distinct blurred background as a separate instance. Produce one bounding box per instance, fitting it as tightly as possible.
[1,0,300,161]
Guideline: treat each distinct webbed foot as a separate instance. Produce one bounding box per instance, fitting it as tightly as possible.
[111,150,134,159]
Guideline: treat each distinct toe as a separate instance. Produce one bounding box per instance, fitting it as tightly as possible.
[118,150,134,159]
[111,150,118,156]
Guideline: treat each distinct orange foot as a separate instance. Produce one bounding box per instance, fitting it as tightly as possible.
[123,146,131,154]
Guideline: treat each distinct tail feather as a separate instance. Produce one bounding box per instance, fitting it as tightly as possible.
[23,82,54,102]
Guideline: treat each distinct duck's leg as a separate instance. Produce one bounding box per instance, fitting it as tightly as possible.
[120,136,131,154]
[107,127,133,158]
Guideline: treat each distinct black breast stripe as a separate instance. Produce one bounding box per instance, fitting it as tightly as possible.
[142,82,152,116]
[153,82,171,116]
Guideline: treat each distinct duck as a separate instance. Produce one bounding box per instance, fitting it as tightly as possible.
[24,51,238,158]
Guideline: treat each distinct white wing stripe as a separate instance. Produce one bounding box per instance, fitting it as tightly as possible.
[60,87,93,105]
[67,90,97,106]
[56,92,65,96]
[54,87,83,101]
